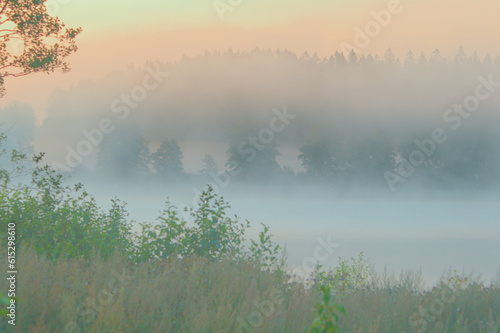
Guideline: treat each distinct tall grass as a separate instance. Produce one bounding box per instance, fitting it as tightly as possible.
[1,245,499,332]
[0,245,317,332]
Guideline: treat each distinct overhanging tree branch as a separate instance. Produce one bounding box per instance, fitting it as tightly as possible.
[0,0,80,97]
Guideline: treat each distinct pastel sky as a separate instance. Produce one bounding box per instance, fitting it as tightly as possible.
[2,0,500,118]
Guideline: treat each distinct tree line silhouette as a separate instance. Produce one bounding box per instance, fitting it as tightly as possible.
[177,46,500,68]
[90,124,499,190]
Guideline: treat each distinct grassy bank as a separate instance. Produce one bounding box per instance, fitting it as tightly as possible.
[1,245,499,332]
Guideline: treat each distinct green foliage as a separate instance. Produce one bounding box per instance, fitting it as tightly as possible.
[0,133,34,189]
[0,175,133,260]
[0,0,81,97]
[308,285,347,333]
[132,185,248,261]
[0,134,133,259]
[249,223,282,269]
[0,133,282,267]
[315,252,372,296]
[131,185,283,268]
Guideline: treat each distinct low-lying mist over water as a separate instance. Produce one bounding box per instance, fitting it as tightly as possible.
[2,49,500,285]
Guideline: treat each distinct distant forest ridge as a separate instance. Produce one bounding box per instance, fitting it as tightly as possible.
[171,46,500,67]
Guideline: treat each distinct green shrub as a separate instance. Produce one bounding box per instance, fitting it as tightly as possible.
[131,185,283,270]
[0,156,133,260]
[315,252,372,297]
[0,133,283,268]
[308,285,346,333]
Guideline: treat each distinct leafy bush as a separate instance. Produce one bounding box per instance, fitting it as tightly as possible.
[315,252,372,296]
[131,185,282,268]
[133,187,249,262]
[0,143,133,260]
[308,285,346,333]
[0,133,282,268]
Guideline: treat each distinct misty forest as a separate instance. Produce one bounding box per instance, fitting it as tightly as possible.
[1,1,500,332]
